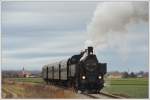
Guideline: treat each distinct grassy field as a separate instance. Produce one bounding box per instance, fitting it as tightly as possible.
[6,77,44,84]
[2,78,75,98]
[2,77,149,98]
[102,78,149,98]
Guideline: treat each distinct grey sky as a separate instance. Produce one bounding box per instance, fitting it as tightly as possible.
[2,1,149,72]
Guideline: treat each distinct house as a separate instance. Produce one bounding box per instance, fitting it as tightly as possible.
[107,71,123,79]
[17,67,31,78]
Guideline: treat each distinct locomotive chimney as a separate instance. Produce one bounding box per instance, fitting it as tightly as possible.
[88,46,93,55]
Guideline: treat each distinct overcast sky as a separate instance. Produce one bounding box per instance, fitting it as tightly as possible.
[2,1,149,72]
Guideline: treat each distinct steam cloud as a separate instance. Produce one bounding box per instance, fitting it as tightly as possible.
[87,2,148,48]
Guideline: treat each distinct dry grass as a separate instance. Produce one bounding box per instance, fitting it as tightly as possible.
[2,79,76,98]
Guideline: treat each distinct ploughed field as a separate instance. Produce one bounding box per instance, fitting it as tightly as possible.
[2,77,149,98]
[102,78,149,98]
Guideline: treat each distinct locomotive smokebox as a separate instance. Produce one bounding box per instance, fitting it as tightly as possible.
[88,46,93,55]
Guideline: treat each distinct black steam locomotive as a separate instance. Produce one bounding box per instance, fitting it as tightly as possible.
[42,47,107,93]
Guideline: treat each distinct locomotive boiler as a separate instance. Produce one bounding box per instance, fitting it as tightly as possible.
[42,46,107,93]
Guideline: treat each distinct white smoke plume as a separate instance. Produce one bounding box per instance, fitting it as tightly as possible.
[84,40,93,49]
[87,2,148,48]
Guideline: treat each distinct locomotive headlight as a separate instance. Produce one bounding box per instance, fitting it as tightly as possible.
[98,76,102,79]
[82,76,86,80]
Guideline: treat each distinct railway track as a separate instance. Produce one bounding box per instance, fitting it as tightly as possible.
[48,84,126,99]
[81,92,125,99]
[81,93,99,99]
[99,92,121,98]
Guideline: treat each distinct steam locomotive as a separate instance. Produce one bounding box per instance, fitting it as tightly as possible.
[42,47,107,93]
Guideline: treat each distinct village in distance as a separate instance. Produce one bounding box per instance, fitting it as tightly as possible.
[2,67,148,79]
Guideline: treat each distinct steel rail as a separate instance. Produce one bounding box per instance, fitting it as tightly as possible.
[81,93,99,99]
[100,92,126,98]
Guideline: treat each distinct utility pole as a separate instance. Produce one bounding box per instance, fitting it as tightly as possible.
[127,68,129,73]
